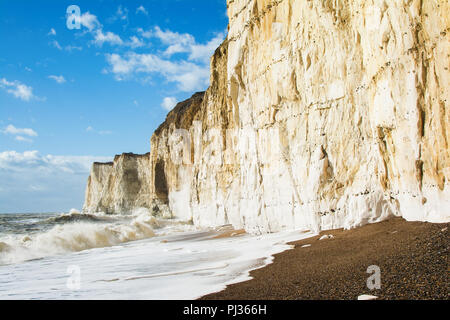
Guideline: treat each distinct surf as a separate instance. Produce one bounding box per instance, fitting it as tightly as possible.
[0,209,183,265]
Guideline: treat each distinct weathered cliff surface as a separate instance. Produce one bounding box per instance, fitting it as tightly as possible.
[84,0,449,233]
[83,153,153,214]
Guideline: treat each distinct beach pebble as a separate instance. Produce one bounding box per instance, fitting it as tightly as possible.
[301,244,312,248]
[358,294,378,300]
[319,235,334,240]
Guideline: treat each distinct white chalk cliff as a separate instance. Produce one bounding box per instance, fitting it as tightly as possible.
[83,154,154,215]
[84,0,449,233]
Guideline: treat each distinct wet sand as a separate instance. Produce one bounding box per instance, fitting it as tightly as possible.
[201,218,449,300]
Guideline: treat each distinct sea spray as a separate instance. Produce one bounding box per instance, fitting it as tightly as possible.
[0,209,163,265]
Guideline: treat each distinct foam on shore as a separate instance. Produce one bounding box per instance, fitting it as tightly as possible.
[0,227,315,299]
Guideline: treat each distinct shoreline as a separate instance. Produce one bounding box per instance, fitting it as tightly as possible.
[201,217,449,300]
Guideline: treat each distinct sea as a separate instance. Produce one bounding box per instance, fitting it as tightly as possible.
[0,209,314,299]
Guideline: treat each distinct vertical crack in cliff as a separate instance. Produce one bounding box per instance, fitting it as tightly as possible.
[154,160,168,202]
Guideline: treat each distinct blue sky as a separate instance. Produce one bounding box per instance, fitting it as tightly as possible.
[0,0,228,213]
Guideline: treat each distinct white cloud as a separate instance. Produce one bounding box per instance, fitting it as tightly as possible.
[136,5,148,15]
[189,33,225,63]
[138,26,225,61]
[105,52,210,92]
[48,75,66,84]
[67,9,141,49]
[137,27,195,56]
[3,124,38,137]
[0,151,111,175]
[128,36,144,48]
[0,150,40,166]
[117,6,128,20]
[107,27,226,91]
[164,43,189,56]
[65,45,83,52]
[0,151,112,212]
[29,184,45,192]
[153,26,195,46]
[15,136,33,143]
[94,30,124,46]
[52,40,62,50]
[0,78,35,101]
[105,53,135,75]
[48,28,56,36]
[85,126,112,135]
[161,97,177,111]
[106,5,129,24]
[72,11,224,93]
[93,31,144,48]
[169,67,210,92]
[77,12,101,31]
[116,6,128,21]
[137,27,152,39]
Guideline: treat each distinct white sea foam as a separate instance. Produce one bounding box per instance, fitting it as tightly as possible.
[0,242,11,253]
[0,208,316,299]
[0,228,315,299]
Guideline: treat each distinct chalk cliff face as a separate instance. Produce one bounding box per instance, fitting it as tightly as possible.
[83,153,153,215]
[84,0,449,233]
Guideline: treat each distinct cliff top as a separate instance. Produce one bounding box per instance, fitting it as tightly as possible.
[154,91,205,136]
[93,161,114,166]
[113,152,151,162]
[92,152,150,166]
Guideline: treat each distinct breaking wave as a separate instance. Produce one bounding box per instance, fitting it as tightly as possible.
[0,210,162,265]
[46,213,109,224]
[0,242,11,253]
